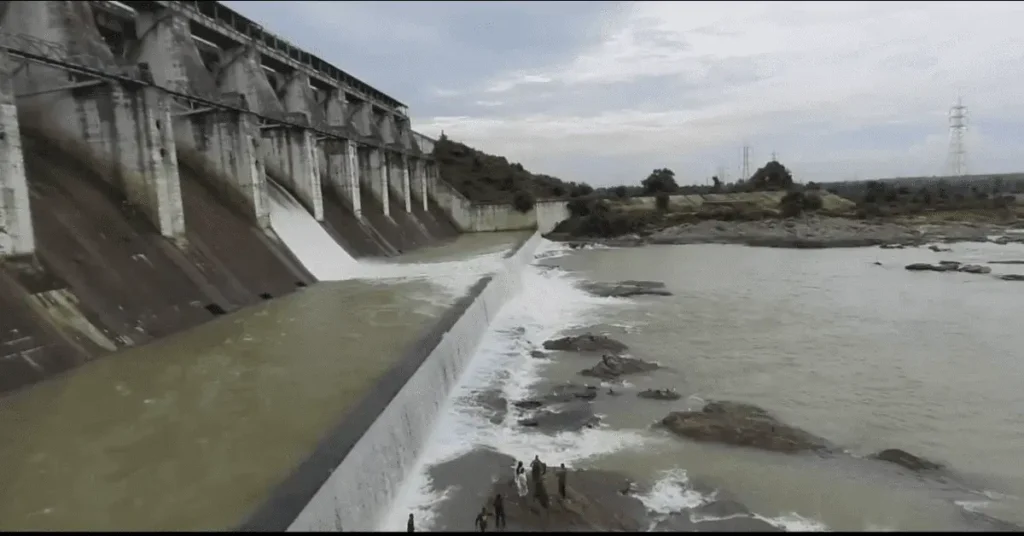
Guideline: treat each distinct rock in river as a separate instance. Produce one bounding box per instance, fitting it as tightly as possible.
[580,354,659,381]
[580,280,673,298]
[659,401,831,454]
[543,332,628,354]
[517,401,600,432]
[638,388,682,401]
[869,448,943,472]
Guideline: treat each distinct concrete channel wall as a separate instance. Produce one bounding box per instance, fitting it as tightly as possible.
[239,232,544,532]
[430,175,570,234]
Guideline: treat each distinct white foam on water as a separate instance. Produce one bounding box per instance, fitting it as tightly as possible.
[267,179,507,297]
[637,468,715,515]
[382,241,652,531]
[753,512,831,532]
[267,180,359,281]
[351,251,508,299]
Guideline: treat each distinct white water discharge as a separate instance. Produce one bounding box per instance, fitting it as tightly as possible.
[268,180,359,280]
[382,241,836,532]
[267,180,506,295]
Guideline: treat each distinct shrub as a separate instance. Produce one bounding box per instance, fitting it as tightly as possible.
[512,190,536,213]
[613,185,628,198]
[567,198,593,218]
[655,192,670,212]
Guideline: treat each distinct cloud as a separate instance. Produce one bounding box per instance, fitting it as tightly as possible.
[228,1,1024,186]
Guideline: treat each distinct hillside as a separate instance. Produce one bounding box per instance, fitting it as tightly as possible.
[432,136,589,203]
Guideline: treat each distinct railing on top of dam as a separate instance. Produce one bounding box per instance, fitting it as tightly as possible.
[0,30,430,158]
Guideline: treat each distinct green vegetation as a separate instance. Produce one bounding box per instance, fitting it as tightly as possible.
[432,135,588,203]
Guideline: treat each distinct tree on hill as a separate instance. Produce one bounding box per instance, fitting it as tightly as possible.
[641,168,679,194]
[745,160,795,191]
[432,137,585,203]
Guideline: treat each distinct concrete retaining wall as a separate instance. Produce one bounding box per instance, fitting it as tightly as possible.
[239,232,544,532]
[430,176,569,234]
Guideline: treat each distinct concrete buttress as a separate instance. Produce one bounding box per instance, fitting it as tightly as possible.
[394,153,412,213]
[134,8,219,98]
[185,106,270,229]
[0,50,35,257]
[263,120,323,220]
[2,0,186,239]
[217,46,285,120]
[411,158,428,212]
[367,148,389,217]
[323,90,360,214]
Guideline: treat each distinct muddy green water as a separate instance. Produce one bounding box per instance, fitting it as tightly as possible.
[546,241,1024,531]
[0,231,526,531]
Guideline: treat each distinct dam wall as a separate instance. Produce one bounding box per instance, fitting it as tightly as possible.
[0,0,460,396]
[239,232,544,532]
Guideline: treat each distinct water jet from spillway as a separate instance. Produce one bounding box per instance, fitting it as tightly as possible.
[267,179,360,281]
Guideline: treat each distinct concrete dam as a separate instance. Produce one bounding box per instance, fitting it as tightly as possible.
[0,0,570,531]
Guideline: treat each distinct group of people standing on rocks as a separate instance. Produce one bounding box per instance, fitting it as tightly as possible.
[471,456,569,532]
[407,455,569,532]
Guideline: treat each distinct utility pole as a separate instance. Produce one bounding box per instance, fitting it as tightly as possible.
[741,144,751,180]
[771,151,777,162]
[947,93,968,177]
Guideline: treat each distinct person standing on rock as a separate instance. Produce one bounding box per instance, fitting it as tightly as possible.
[515,462,528,497]
[556,463,568,499]
[475,507,491,532]
[492,493,506,530]
[530,455,543,484]
[407,513,415,532]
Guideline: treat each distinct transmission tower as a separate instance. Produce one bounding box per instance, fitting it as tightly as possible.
[947,94,968,177]
[741,144,751,180]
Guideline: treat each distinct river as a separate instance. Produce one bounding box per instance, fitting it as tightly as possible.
[388,239,1024,531]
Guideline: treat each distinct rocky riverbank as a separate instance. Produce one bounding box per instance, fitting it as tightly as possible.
[550,215,1024,250]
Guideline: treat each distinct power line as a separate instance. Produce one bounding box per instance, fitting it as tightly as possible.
[947,93,968,177]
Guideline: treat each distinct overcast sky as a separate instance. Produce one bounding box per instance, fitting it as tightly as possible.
[225,1,1024,187]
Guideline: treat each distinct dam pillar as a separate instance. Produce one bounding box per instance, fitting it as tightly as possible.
[389,152,412,213]
[0,50,35,257]
[323,138,361,216]
[185,104,270,229]
[262,118,323,221]
[323,90,360,215]
[368,147,389,217]
[43,82,186,239]
[411,158,428,212]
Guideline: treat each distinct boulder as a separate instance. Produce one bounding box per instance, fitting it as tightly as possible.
[517,401,601,432]
[543,333,629,354]
[659,401,830,454]
[905,262,958,272]
[958,264,992,274]
[929,245,953,252]
[869,448,943,472]
[999,274,1024,281]
[988,260,1024,265]
[580,354,659,381]
[530,350,548,359]
[580,280,674,298]
[638,388,682,401]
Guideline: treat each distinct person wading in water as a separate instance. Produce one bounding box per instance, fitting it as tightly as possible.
[493,493,506,530]
[475,506,491,532]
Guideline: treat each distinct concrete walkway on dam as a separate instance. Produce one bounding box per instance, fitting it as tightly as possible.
[0,232,527,531]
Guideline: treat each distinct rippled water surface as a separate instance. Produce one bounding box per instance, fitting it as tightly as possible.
[547,241,1024,530]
